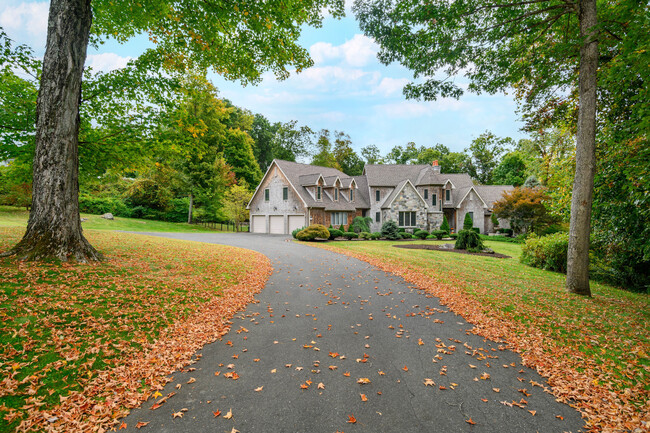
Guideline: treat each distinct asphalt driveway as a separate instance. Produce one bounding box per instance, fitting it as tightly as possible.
[121,232,584,432]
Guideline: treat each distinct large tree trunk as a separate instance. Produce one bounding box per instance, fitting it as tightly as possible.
[566,0,598,296]
[187,193,193,224]
[1,0,101,262]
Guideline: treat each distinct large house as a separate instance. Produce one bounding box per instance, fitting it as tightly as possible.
[247,159,513,235]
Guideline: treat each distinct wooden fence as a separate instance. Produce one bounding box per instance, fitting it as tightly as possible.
[192,221,249,232]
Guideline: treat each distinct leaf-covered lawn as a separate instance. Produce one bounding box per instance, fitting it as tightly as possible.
[311,240,650,431]
[0,205,229,233]
[0,227,271,433]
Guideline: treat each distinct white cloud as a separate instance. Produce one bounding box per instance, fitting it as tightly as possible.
[309,34,377,67]
[295,65,370,88]
[374,77,409,97]
[0,2,48,37]
[86,53,132,72]
[375,99,467,118]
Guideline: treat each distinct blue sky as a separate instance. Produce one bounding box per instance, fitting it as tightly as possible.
[1,1,528,155]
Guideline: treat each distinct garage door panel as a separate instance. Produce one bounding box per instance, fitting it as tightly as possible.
[288,215,305,233]
[251,215,266,233]
[269,216,284,234]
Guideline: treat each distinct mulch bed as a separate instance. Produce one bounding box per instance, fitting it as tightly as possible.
[394,243,511,259]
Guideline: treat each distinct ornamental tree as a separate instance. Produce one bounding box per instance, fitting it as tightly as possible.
[1,0,344,262]
[493,187,556,235]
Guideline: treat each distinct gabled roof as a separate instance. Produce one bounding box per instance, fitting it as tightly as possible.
[455,186,488,209]
[415,166,446,186]
[299,173,324,186]
[364,164,431,187]
[474,185,515,209]
[381,179,428,209]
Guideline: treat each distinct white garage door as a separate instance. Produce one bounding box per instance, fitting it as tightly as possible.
[269,216,284,234]
[288,215,305,233]
[251,215,266,233]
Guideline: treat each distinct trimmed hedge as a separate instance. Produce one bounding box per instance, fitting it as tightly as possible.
[414,229,429,239]
[431,230,446,240]
[296,224,330,241]
[520,232,569,273]
[359,232,372,240]
[371,232,382,240]
[292,226,307,239]
[343,231,359,240]
[328,229,344,240]
[400,232,413,239]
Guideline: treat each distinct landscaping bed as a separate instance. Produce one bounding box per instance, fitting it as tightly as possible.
[394,242,511,259]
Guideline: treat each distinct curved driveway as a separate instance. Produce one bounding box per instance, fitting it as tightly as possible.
[122,232,584,432]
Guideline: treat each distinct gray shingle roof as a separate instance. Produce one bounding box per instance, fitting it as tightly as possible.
[474,185,515,209]
[364,164,430,186]
[298,173,322,186]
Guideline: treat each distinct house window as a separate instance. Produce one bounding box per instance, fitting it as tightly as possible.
[317,186,321,200]
[264,188,270,201]
[331,212,348,226]
[350,189,354,201]
[375,190,380,201]
[335,188,339,201]
[424,189,428,200]
[398,211,417,227]
[445,189,451,202]
[282,186,288,200]
[375,212,380,222]
[432,194,437,206]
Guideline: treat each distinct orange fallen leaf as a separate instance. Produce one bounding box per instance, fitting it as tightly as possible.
[135,421,149,429]
[423,378,435,386]
[347,414,357,424]
[119,422,127,430]
[187,377,196,384]
[318,382,325,390]
[481,398,488,402]
[329,365,338,370]
[466,418,476,425]
[556,415,564,420]
[492,388,500,393]
[223,409,233,419]
[402,366,409,372]
[357,377,371,384]
[360,393,368,402]
[529,410,536,416]
[213,410,222,417]
[172,411,183,419]
[329,352,339,358]
[254,386,263,392]
[300,383,309,389]
[343,372,351,377]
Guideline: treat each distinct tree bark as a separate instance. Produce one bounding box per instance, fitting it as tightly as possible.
[187,193,193,224]
[0,0,102,262]
[566,0,598,296]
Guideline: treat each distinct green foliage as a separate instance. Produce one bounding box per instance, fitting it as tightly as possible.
[359,232,372,240]
[371,232,382,240]
[223,183,252,224]
[350,216,372,233]
[479,234,522,244]
[380,220,401,240]
[455,230,484,252]
[414,229,429,240]
[449,233,458,240]
[124,178,173,211]
[523,175,541,188]
[463,213,473,230]
[521,232,569,273]
[296,224,330,241]
[328,229,343,240]
[79,195,130,217]
[464,132,513,184]
[440,215,450,234]
[343,232,358,240]
[471,227,480,234]
[431,230,446,240]
[400,232,413,239]
[490,213,499,227]
[492,152,527,186]
[292,226,307,239]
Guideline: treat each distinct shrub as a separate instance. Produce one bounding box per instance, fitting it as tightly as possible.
[359,232,372,240]
[491,213,499,227]
[343,231,359,240]
[350,216,372,233]
[296,224,330,241]
[497,228,513,236]
[479,234,522,244]
[449,233,458,239]
[292,226,307,239]
[338,224,346,232]
[400,232,413,239]
[455,229,484,252]
[471,227,480,234]
[328,229,343,240]
[463,213,474,230]
[431,230,446,240]
[381,220,401,240]
[398,227,406,233]
[371,232,382,240]
[440,215,450,234]
[79,195,131,217]
[414,229,429,239]
[520,232,569,273]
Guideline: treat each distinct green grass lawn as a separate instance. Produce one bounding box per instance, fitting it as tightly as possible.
[312,239,650,431]
[0,205,226,233]
[0,226,270,432]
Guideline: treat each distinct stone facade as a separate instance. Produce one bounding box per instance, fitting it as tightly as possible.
[456,188,487,233]
[369,186,397,232]
[427,212,444,231]
[382,183,428,232]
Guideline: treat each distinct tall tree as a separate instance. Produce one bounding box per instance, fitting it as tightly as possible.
[2,0,344,262]
[361,144,382,165]
[311,129,341,170]
[465,131,513,184]
[332,131,364,176]
[353,0,625,296]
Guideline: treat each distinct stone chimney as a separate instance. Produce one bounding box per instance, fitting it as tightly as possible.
[431,160,441,174]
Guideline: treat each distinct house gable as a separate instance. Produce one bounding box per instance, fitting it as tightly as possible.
[247,160,307,210]
[381,180,428,210]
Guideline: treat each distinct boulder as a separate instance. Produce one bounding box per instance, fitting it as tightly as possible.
[101,213,114,220]
[80,218,88,222]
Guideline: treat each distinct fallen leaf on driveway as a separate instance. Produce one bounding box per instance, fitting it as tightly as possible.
[360,393,368,402]
[255,386,263,392]
[172,412,183,419]
[187,377,196,384]
[135,421,149,429]
[213,410,221,417]
[423,378,435,386]
[357,378,371,384]
[347,414,357,424]
[466,418,476,425]
[318,383,325,390]
[224,409,233,419]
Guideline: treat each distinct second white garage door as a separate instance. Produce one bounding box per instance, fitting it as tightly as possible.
[251,215,266,233]
[269,216,284,234]
[288,215,305,233]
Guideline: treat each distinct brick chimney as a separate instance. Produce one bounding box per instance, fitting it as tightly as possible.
[431,160,441,174]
